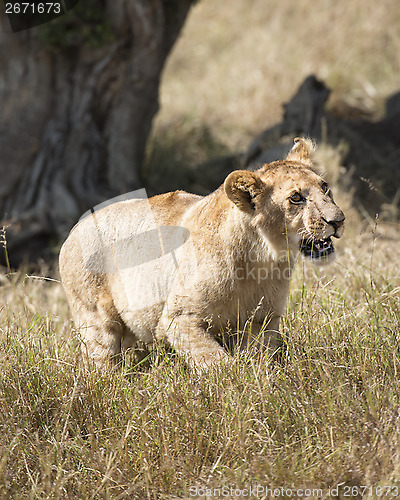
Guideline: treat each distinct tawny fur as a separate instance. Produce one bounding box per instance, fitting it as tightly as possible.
[59,138,345,370]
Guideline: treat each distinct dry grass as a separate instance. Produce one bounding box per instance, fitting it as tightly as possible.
[2,0,400,497]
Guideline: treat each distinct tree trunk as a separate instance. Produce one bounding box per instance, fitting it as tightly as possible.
[0,0,194,266]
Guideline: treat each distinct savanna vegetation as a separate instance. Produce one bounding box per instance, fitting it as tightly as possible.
[1,0,400,498]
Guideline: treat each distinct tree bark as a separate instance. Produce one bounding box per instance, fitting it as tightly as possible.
[0,0,194,266]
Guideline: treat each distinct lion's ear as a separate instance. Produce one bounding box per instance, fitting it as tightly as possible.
[286,137,315,164]
[224,170,263,214]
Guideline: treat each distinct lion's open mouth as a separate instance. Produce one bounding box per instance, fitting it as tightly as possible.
[300,237,334,260]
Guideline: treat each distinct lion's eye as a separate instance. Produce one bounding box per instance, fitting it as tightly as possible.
[321,182,330,194]
[290,192,304,204]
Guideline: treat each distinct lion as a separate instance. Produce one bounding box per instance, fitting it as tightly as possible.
[59,138,345,370]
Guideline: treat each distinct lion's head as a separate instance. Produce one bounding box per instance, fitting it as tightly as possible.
[224,138,345,263]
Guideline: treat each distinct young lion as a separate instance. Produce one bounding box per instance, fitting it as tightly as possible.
[59,138,345,370]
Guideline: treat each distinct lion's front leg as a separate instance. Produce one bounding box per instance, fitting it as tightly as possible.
[157,312,230,370]
[239,316,282,359]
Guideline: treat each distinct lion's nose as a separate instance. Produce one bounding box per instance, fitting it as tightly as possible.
[322,214,345,237]
[331,217,345,232]
[330,218,345,236]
